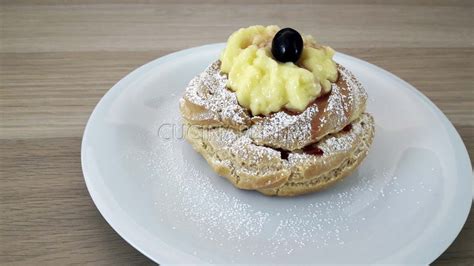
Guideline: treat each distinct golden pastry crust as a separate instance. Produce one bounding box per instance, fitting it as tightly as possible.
[184,113,375,196]
[180,59,374,196]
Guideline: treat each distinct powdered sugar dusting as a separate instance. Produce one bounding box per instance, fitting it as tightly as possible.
[182,61,250,129]
[124,123,433,262]
[338,64,367,113]
[324,84,346,127]
[289,116,365,163]
[315,64,367,143]
[247,105,318,151]
[117,81,436,263]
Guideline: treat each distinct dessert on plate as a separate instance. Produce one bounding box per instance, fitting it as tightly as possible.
[180,25,374,196]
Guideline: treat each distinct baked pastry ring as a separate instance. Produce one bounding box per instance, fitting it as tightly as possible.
[180,61,375,196]
[180,61,368,150]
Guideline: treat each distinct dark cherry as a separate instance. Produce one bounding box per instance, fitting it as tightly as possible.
[342,124,352,132]
[271,28,304,63]
[276,148,290,160]
[302,144,324,156]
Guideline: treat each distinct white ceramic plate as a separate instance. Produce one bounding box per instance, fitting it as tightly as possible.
[81,43,472,264]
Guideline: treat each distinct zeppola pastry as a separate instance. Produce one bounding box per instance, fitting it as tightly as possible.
[180,25,375,196]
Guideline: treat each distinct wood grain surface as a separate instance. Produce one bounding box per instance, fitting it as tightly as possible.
[1,0,473,264]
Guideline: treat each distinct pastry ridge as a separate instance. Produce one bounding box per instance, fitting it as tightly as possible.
[184,113,374,196]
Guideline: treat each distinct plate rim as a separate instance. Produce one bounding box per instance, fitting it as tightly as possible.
[81,43,472,264]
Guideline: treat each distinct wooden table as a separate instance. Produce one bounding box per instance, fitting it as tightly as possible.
[1,0,472,264]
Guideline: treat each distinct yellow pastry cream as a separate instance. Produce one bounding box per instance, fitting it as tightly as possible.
[220,25,338,115]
